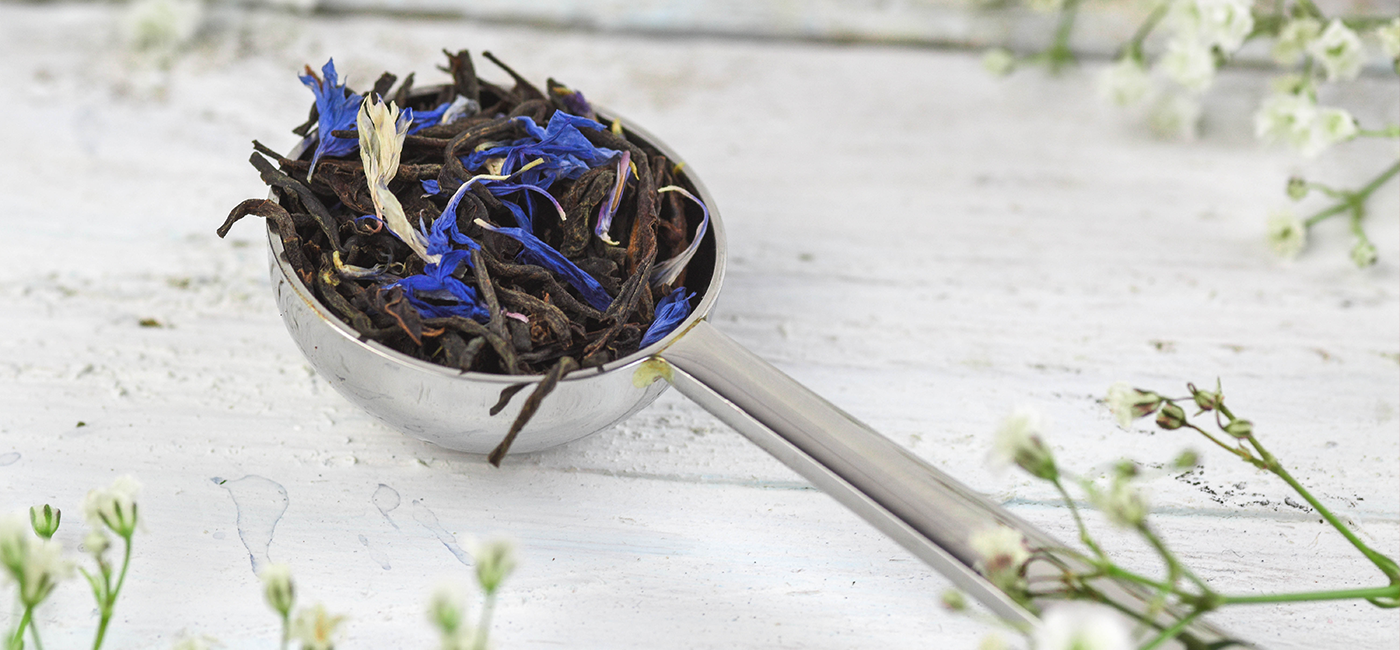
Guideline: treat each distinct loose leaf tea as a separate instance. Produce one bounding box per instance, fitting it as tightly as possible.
[220,50,708,462]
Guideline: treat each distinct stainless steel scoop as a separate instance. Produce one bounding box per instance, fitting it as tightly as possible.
[267,115,1248,647]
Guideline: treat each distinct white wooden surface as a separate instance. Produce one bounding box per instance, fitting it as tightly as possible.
[1,4,1397,649]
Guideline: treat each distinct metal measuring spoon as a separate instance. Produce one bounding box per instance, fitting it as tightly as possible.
[266,115,1248,648]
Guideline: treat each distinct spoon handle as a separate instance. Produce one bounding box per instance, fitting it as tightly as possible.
[657,320,1248,648]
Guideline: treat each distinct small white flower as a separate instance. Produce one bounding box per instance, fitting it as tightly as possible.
[0,515,71,607]
[978,631,1013,650]
[84,529,111,560]
[1105,382,1161,428]
[1170,0,1254,53]
[1032,603,1134,650]
[472,538,518,595]
[1157,37,1216,92]
[358,97,436,265]
[1097,57,1152,106]
[991,407,1057,480]
[1090,477,1150,527]
[289,603,346,650]
[1304,107,1358,156]
[83,475,141,537]
[982,48,1017,77]
[1254,91,1314,148]
[1308,19,1364,82]
[1350,239,1378,268]
[427,581,468,635]
[969,525,1031,590]
[1147,92,1202,140]
[259,563,296,617]
[121,0,205,55]
[1272,18,1322,65]
[1375,18,1400,59]
[1265,210,1308,259]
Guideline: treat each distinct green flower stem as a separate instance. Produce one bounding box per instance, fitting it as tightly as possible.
[1356,126,1400,138]
[1045,0,1082,72]
[25,617,42,650]
[1137,524,1212,595]
[278,612,290,650]
[1244,435,1400,582]
[1183,422,1262,468]
[1219,584,1400,605]
[1050,478,1108,560]
[10,607,33,650]
[474,591,498,650]
[91,534,134,650]
[1303,159,1400,228]
[1139,609,1203,650]
[1123,3,1168,59]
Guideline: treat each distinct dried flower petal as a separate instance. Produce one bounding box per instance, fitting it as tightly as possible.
[475,219,612,312]
[640,287,694,348]
[299,59,364,181]
[650,185,710,288]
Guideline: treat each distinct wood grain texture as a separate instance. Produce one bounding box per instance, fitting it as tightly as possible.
[0,5,1395,649]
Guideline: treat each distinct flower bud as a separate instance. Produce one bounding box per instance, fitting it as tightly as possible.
[1156,403,1187,430]
[84,529,111,559]
[1286,176,1308,201]
[259,563,296,618]
[29,504,60,539]
[1189,383,1221,412]
[472,538,518,596]
[1106,382,1163,428]
[428,583,466,634]
[1350,240,1377,269]
[1173,450,1199,470]
[940,589,968,612]
[1223,419,1254,439]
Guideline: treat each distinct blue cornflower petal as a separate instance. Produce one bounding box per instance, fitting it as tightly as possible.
[461,112,617,189]
[421,179,441,195]
[299,58,364,181]
[475,219,612,312]
[407,100,452,134]
[640,288,695,348]
[392,273,491,321]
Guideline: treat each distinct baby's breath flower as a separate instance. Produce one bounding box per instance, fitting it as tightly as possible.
[1097,56,1152,106]
[1350,239,1378,268]
[260,563,296,618]
[1105,382,1162,428]
[1158,37,1216,92]
[83,475,141,537]
[969,525,1031,592]
[1253,92,1352,157]
[289,603,346,650]
[29,504,60,539]
[1272,18,1322,65]
[427,582,467,635]
[1265,210,1308,259]
[1376,18,1400,59]
[1223,419,1253,438]
[1147,92,1202,140]
[1156,402,1187,430]
[991,407,1058,480]
[982,48,1017,77]
[84,529,111,560]
[1032,603,1133,650]
[0,514,71,607]
[473,538,518,596]
[1174,449,1200,470]
[1170,0,1254,53]
[1308,19,1364,82]
[120,0,204,56]
[1090,476,1149,527]
[940,589,968,612]
[978,631,1013,650]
